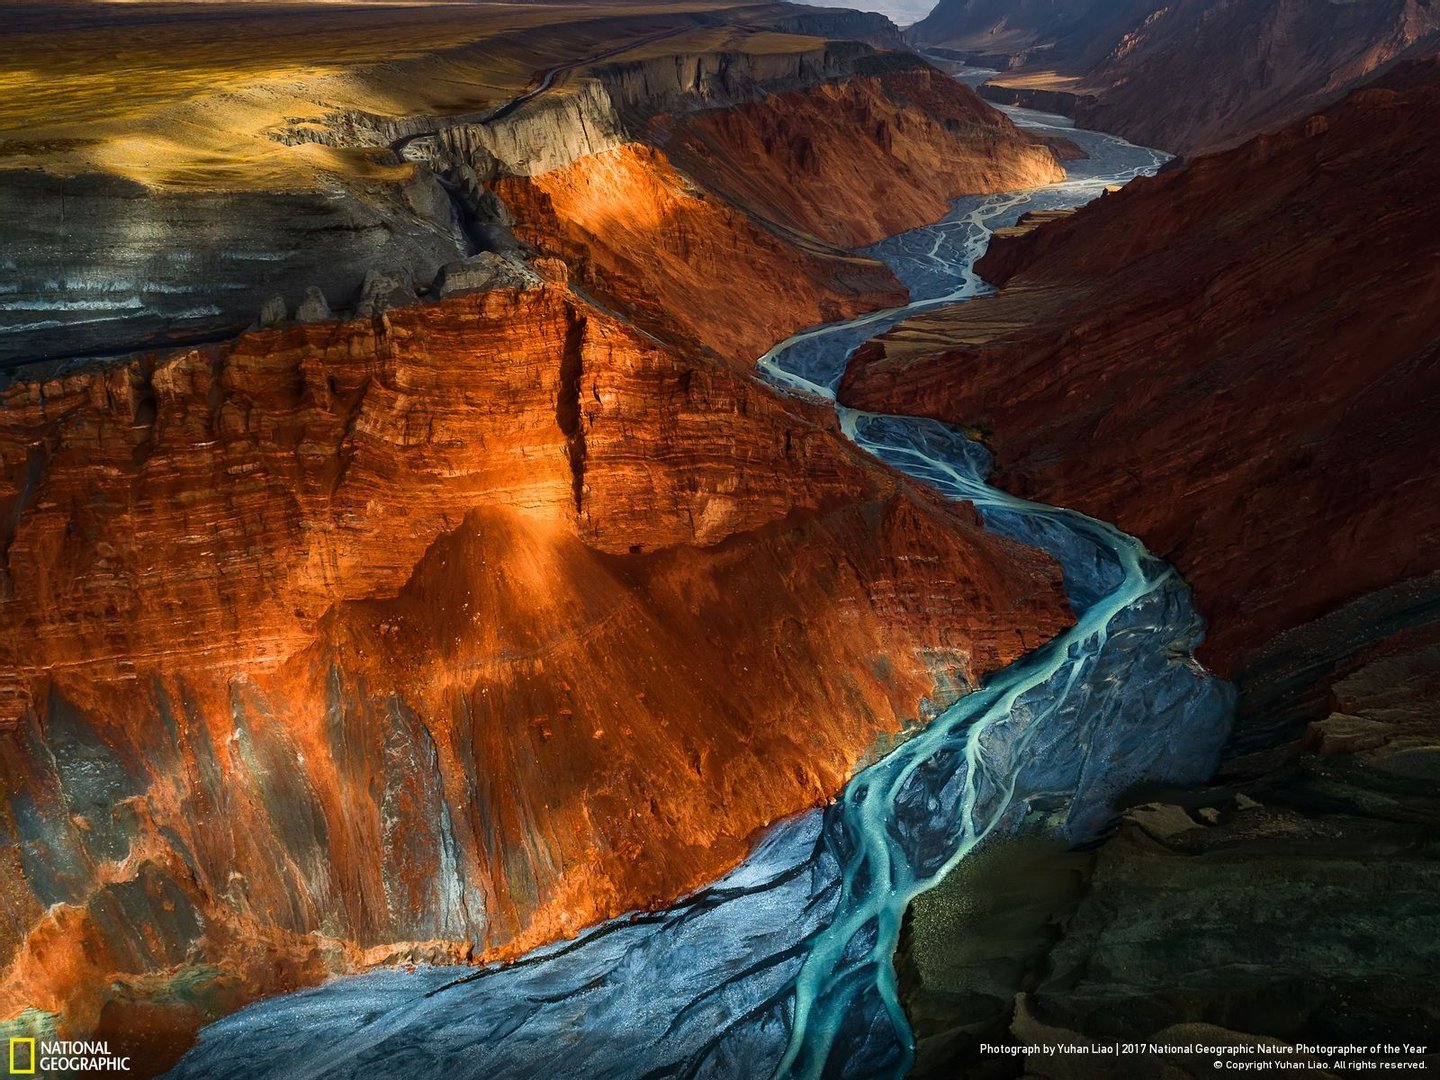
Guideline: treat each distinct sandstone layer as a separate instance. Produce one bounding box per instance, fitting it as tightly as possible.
[841,64,1440,679]
[0,284,1072,1070]
[911,0,1440,155]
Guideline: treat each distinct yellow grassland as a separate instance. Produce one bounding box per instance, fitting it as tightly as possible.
[0,0,831,189]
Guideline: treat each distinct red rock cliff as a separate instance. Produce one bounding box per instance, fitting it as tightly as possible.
[493,65,1062,368]
[494,144,908,370]
[841,64,1440,677]
[0,285,1071,1068]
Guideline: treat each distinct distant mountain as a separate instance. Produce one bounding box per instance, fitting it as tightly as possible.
[910,0,1440,153]
[909,0,1151,67]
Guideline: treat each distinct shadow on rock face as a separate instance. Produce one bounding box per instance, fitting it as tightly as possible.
[900,585,1440,1079]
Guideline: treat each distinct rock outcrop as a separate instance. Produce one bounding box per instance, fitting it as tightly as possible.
[0,285,1072,1069]
[841,63,1440,680]
[911,0,1440,154]
[485,59,1060,368]
[0,3,1091,1066]
[434,252,541,297]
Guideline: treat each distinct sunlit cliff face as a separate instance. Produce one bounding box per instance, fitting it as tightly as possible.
[0,2,1085,1064]
[0,285,1071,1067]
[658,66,1066,250]
[493,71,1063,369]
[495,144,909,367]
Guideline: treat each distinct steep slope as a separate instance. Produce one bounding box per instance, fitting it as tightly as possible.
[911,0,1440,154]
[488,56,1062,368]
[0,283,1072,1068]
[652,57,1064,251]
[842,63,1440,679]
[492,144,906,369]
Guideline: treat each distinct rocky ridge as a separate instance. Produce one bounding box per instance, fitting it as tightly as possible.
[654,59,1065,251]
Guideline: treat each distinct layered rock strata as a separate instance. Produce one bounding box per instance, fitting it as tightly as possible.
[654,60,1065,250]
[492,144,907,369]
[0,284,1072,1068]
[388,54,1063,369]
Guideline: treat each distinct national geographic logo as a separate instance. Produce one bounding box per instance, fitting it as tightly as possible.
[7,1039,130,1075]
[6,1040,33,1076]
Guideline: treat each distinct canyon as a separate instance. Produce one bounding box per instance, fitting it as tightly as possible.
[0,283,1073,1072]
[0,2,1078,1071]
[910,0,1440,154]
[838,60,1440,1076]
[841,60,1440,680]
[157,109,1234,1080]
[3,0,1437,1076]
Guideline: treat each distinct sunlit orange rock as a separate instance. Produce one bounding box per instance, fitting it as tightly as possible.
[493,143,909,369]
[0,285,1071,1067]
[492,68,1061,369]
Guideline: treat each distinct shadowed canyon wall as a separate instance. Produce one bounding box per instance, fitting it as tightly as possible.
[842,62,1440,680]
[846,60,1440,1078]
[911,0,1440,155]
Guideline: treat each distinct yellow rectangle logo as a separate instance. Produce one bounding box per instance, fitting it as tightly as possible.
[8,1037,36,1075]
